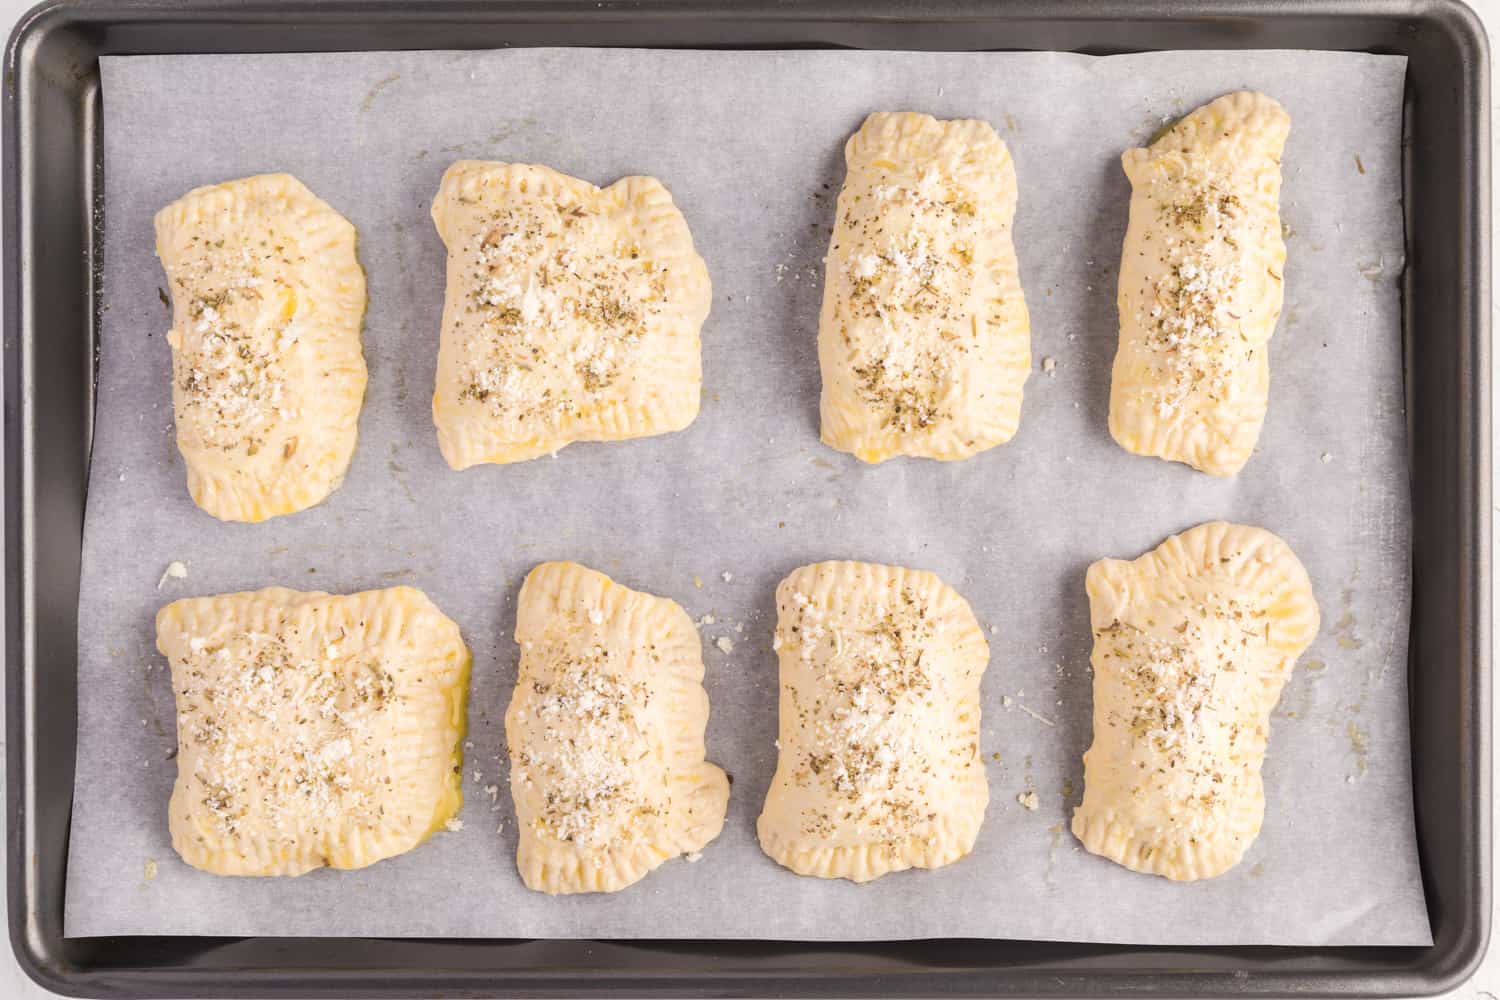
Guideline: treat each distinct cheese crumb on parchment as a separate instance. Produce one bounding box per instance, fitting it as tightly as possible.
[157,561,189,589]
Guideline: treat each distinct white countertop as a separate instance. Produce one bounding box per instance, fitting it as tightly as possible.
[0,1,1493,997]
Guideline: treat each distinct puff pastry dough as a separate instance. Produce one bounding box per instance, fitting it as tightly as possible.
[818,112,1030,463]
[1109,92,1290,476]
[430,161,711,468]
[1073,521,1319,881]
[158,586,470,876]
[757,561,990,882]
[156,174,368,521]
[505,562,729,893]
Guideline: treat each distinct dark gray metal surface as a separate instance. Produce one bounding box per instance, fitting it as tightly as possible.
[2,1,1489,996]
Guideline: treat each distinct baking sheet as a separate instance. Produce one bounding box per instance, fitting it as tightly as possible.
[65,48,1426,945]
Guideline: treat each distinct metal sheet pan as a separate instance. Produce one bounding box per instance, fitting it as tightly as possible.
[3,1,1489,996]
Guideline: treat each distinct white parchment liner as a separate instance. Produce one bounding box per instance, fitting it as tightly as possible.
[65,48,1426,944]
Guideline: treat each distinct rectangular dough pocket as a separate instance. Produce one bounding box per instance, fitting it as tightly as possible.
[155,174,368,522]
[430,161,711,469]
[818,112,1030,463]
[757,561,990,882]
[1072,521,1320,881]
[157,586,470,876]
[505,562,729,894]
[1109,92,1291,476]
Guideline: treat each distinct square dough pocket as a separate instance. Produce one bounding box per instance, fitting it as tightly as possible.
[505,562,729,894]
[1109,92,1291,476]
[818,112,1030,463]
[430,161,712,468]
[757,561,990,882]
[158,586,470,876]
[155,173,368,522]
[1072,521,1320,880]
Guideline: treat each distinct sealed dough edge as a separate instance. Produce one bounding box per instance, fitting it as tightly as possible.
[757,560,990,882]
[1072,521,1319,881]
[505,561,729,894]
[430,161,710,469]
[155,173,368,521]
[818,111,1030,464]
[158,585,469,876]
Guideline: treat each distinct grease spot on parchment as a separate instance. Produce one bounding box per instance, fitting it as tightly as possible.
[1334,609,1363,650]
[487,117,538,146]
[437,118,540,157]
[141,660,171,756]
[360,73,400,113]
[1333,588,1364,650]
[1277,656,1327,720]
[1347,720,1369,778]
[387,442,417,505]
[1357,256,1390,283]
[1043,822,1064,888]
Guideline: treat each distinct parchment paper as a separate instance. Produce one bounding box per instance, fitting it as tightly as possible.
[66,48,1426,945]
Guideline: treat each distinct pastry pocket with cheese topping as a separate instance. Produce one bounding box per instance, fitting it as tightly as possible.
[155,174,368,522]
[818,112,1030,463]
[1072,521,1320,881]
[430,161,711,469]
[757,561,990,882]
[157,586,470,877]
[1109,92,1290,476]
[505,562,729,894]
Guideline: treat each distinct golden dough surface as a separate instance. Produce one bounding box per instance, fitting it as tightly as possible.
[505,562,729,894]
[155,173,368,522]
[1110,91,1290,476]
[1072,521,1319,881]
[757,560,989,882]
[157,586,470,877]
[431,161,711,468]
[818,111,1030,463]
